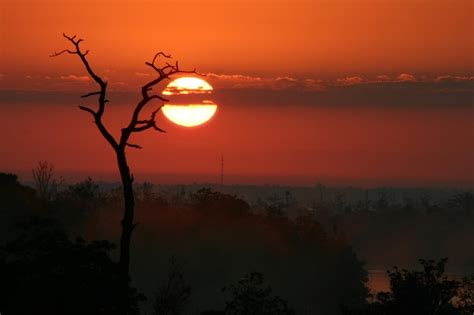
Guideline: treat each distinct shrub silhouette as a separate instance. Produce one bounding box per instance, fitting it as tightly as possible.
[0,173,37,242]
[0,218,144,315]
[153,256,191,315]
[347,258,473,315]
[222,272,294,315]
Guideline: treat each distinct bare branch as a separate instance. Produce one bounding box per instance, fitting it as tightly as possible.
[78,105,96,116]
[152,124,166,133]
[81,91,101,98]
[149,94,169,102]
[125,106,166,134]
[52,33,118,150]
[118,52,203,146]
[148,108,166,133]
[130,124,153,132]
[55,35,201,152]
[130,122,166,133]
[150,107,160,118]
[63,33,76,41]
[145,62,167,77]
[194,70,208,77]
[126,143,143,149]
[54,33,106,87]
[152,52,172,64]
[50,49,76,57]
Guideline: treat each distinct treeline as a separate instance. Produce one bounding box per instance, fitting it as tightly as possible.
[248,187,474,272]
[1,170,473,314]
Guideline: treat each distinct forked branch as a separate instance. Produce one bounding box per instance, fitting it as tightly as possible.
[119,50,204,148]
[51,33,204,151]
[51,33,116,149]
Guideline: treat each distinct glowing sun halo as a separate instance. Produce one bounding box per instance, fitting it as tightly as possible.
[161,77,217,127]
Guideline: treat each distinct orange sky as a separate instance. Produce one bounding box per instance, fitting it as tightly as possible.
[0,0,473,186]
[1,0,473,80]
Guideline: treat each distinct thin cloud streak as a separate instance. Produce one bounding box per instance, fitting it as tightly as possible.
[1,72,472,107]
[60,75,90,82]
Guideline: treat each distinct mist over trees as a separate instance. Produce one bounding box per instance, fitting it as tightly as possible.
[1,170,473,314]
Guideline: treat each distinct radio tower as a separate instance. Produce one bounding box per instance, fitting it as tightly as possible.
[220,155,224,185]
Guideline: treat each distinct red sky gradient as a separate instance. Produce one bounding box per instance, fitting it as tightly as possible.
[0,0,473,186]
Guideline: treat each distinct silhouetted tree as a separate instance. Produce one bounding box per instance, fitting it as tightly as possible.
[153,256,191,315]
[190,188,250,219]
[0,173,37,240]
[264,193,286,217]
[222,272,294,315]
[54,177,105,230]
[32,160,60,203]
[51,34,201,285]
[0,173,36,210]
[350,258,473,315]
[0,218,144,315]
[449,191,474,217]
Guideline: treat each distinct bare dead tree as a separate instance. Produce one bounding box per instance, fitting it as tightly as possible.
[32,160,60,202]
[51,33,201,283]
[153,256,191,315]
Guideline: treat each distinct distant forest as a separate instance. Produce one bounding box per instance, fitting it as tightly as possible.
[1,167,473,314]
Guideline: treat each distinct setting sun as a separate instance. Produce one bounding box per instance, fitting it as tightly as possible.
[162,77,217,127]
[162,102,217,127]
[162,77,213,95]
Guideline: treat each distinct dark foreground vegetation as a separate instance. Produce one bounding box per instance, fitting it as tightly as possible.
[1,170,473,314]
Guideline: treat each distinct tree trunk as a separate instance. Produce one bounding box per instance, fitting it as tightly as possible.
[53,34,197,314]
[116,148,135,281]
